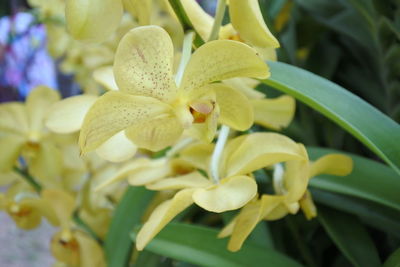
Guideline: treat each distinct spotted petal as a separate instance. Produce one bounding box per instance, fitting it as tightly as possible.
[114,26,177,102]
[79,91,171,153]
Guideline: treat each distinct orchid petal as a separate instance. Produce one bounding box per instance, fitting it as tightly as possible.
[193,175,257,213]
[46,95,98,134]
[180,0,213,41]
[93,66,119,91]
[79,91,171,153]
[227,195,283,251]
[29,141,62,184]
[224,133,307,177]
[147,171,212,191]
[229,0,280,48]
[309,154,353,178]
[26,86,60,133]
[282,145,309,203]
[125,114,183,151]
[42,189,75,229]
[75,232,106,267]
[252,95,295,130]
[0,102,29,134]
[212,83,254,131]
[114,26,178,102]
[181,40,269,92]
[136,189,195,250]
[0,135,26,172]
[223,78,264,99]
[95,131,137,162]
[66,0,123,42]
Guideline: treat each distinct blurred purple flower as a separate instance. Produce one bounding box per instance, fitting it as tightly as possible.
[0,12,57,102]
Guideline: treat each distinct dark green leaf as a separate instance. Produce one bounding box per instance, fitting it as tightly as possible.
[318,206,381,267]
[104,186,155,267]
[312,189,400,238]
[131,223,302,267]
[308,147,400,212]
[262,61,400,175]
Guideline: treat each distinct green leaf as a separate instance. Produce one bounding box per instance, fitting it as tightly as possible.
[104,186,155,267]
[312,189,400,238]
[318,206,381,267]
[262,61,400,175]
[384,247,400,267]
[308,147,400,212]
[131,223,302,267]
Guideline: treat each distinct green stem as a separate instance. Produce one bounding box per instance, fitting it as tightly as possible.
[13,166,42,192]
[168,0,204,47]
[208,0,227,41]
[285,217,317,267]
[73,210,103,245]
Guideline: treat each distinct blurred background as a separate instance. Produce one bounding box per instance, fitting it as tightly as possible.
[0,0,399,266]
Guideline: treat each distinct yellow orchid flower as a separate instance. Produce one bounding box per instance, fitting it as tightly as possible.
[0,86,63,183]
[181,0,279,60]
[42,189,106,267]
[134,132,308,250]
[79,25,268,153]
[219,153,352,252]
[223,78,296,130]
[65,0,123,42]
[0,182,59,230]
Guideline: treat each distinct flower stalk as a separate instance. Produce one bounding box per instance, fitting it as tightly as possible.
[210,125,230,183]
[208,0,227,42]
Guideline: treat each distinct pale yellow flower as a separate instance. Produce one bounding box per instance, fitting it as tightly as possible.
[219,153,353,252]
[0,86,62,182]
[134,132,308,250]
[79,25,269,153]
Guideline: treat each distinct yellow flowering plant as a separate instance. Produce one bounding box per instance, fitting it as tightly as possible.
[2,0,400,266]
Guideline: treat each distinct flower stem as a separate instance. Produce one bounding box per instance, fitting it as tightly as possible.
[273,163,286,194]
[13,166,42,192]
[175,31,194,87]
[210,125,230,183]
[166,137,193,158]
[208,0,227,41]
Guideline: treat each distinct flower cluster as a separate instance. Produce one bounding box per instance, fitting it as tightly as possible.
[0,0,353,265]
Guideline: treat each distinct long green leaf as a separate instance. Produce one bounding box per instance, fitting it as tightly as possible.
[104,186,155,267]
[318,206,381,267]
[131,223,302,267]
[312,189,400,238]
[307,147,400,211]
[262,61,400,174]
